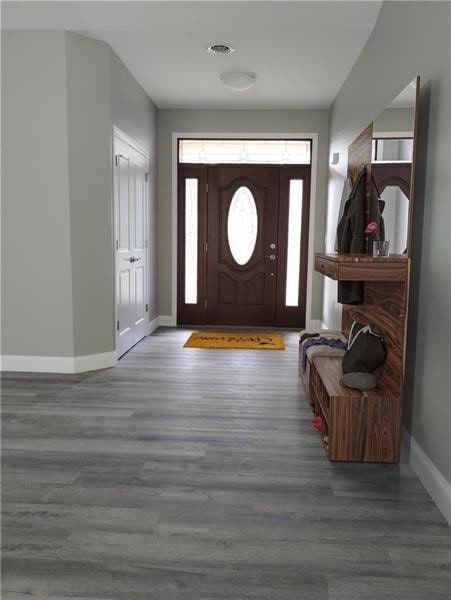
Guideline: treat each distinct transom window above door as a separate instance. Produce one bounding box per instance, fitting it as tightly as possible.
[179,139,311,165]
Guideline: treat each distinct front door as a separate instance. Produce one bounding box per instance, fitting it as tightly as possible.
[178,164,311,327]
[206,166,278,325]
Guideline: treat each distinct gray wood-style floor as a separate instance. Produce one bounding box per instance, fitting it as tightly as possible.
[2,328,450,599]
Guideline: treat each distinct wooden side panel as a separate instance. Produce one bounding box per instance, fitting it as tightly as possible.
[365,396,401,463]
[329,397,367,461]
[348,123,373,245]
[342,280,407,393]
[312,356,400,463]
[348,123,373,183]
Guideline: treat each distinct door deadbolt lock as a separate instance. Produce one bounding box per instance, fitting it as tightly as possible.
[269,272,275,277]
[269,243,276,249]
[265,254,277,260]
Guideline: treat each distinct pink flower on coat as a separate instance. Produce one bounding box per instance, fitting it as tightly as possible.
[365,221,378,235]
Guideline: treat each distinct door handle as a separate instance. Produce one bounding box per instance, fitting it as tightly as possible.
[265,254,277,260]
[127,257,142,263]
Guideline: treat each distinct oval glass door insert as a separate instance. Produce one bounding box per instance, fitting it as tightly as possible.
[227,186,258,265]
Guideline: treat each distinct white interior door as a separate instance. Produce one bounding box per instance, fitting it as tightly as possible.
[114,132,149,357]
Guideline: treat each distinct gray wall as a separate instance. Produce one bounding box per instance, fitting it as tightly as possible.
[1,30,158,359]
[1,31,74,356]
[158,109,329,318]
[66,33,114,356]
[110,52,159,322]
[323,2,451,482]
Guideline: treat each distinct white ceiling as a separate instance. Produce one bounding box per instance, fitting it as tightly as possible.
[3,1,383,109]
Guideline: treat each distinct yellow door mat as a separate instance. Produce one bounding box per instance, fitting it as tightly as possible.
[183,331,285,350]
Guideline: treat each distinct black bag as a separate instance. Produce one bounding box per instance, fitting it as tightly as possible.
[342,321,387,374]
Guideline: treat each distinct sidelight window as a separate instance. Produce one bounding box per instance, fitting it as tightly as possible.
[184,178,198,304]
[285,180,303,306]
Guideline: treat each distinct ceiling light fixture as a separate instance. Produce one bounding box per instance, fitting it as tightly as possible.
[207,43,234,56]
[220,71,257,91]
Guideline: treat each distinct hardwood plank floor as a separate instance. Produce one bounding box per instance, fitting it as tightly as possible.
[2,328,450,599]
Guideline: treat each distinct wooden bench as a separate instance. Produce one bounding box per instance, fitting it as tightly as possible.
[309,356,401,463]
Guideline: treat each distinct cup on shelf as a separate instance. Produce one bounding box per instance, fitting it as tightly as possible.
[373,240,390,257]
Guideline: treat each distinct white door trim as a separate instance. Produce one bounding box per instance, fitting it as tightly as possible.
[170,132,319,328]
[113,126,150,159]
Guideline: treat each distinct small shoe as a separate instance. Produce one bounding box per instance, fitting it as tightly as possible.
[312,416,322,431]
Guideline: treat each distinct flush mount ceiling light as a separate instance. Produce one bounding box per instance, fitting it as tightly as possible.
[207,43,235,56]
[220,71,257,91]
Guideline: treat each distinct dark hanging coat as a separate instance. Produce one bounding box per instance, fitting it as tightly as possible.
[336,168,366,304]
[366,176,385,249]
[335,170,386,304]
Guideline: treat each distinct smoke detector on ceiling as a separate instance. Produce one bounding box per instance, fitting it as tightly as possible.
[207,43,235,56]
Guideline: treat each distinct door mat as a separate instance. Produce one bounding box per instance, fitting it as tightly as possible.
[183,331,285,350]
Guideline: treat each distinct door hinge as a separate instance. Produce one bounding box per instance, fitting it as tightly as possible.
[116,240,119,250]
[205,242,208,252]
[145,172,149,182]
[116,320,120,331]
[145,304,149,312]
[204,299,207,309]
[206,183,209,193]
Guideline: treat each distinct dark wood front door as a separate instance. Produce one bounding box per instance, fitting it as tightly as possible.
[206,166,279,325]
[178,164,311,327]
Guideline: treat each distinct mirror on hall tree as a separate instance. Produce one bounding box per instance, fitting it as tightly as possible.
[371,77,419,255]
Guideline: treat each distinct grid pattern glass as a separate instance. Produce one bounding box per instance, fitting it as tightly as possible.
[179,139,311,164]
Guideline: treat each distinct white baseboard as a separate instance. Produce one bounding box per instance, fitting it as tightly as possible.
[0,351,116,374]
[159,315,176,327]
[73,352,116,373]
[147,316,160,335]
[403,427,451,525]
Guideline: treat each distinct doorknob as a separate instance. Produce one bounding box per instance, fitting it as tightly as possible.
[265,254,277,260]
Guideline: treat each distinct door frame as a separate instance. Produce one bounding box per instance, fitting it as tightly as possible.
[112,126,150,356]
[170,132,319,327]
